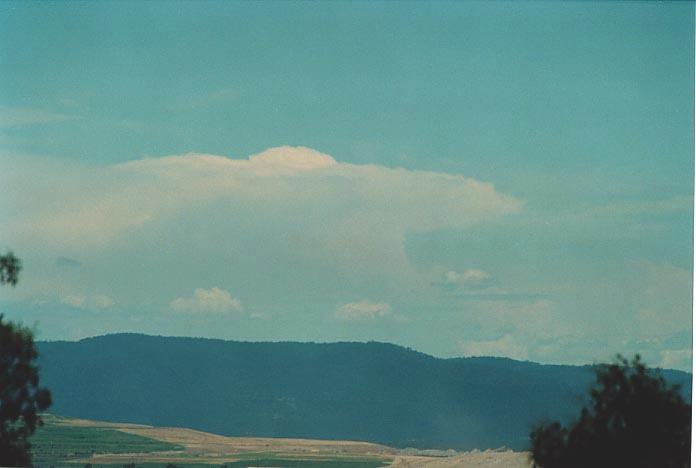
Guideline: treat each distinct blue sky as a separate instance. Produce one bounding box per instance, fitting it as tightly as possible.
[0,1,693,370]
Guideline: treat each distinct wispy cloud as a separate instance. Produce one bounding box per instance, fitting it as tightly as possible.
[0,106,79,127]
[60,294,115,310]
[434,269,497,290]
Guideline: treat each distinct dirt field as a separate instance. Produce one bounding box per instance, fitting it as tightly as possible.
[49,416,531,467]
[389,450,532,467]
[51,416,394,465]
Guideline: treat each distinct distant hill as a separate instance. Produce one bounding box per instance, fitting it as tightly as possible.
[37,334,691,451]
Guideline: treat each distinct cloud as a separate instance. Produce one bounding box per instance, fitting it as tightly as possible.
[0,106,79,127]
[446,269,492,284]
[335,300,391,321]
[1,146,522,275]
[658,349,692,370]
[437,269,496,290]
[454,299,574,361]
[433,268,545,302]
[459,334,529,361]
[170,288,243,315]
[60,294,114,310]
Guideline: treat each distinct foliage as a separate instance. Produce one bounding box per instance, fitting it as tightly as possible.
[0,251,21,286]
[530,354,691,468]
[0,315,52,465]
[0,251,52,466]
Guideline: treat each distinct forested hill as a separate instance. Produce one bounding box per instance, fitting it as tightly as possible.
[37,334,691,451]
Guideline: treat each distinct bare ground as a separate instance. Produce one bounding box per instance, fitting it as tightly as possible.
[388,450,532,468]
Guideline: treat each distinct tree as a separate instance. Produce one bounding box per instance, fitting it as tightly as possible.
[0,252,52,466]
[530,354,691,468]
[0,251,21,287]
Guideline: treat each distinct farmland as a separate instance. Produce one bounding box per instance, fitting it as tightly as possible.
[30,415,394,467]
[29,414,532,467]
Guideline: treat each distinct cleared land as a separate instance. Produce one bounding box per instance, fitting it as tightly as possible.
[31,415,530,467]
[389,451,531,467]
[32,415,394,467]
[32,423,183,464]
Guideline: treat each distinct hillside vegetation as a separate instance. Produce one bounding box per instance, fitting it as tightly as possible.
[37,334,691,451]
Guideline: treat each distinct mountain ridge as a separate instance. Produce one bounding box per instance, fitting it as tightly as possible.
[45,332,670,371]
[37,333,691,451]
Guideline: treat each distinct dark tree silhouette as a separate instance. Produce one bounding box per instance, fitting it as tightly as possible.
[530,354,691,468]
[0,252,52,466]
[0,251,21,287]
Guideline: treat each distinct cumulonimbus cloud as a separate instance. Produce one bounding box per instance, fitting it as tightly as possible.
[1,146,523,273]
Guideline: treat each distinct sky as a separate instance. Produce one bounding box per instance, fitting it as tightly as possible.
[0,1,693,370]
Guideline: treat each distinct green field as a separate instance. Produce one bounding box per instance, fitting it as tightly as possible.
[31,423,183,465]
[29,417,392,467]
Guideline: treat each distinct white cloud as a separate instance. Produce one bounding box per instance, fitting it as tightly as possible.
[60,294,115,310]
[459,334,529,361]
[335,300,391,321]
[247,146,337,171]
[170,288,243,315]
[1,146,522,274]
